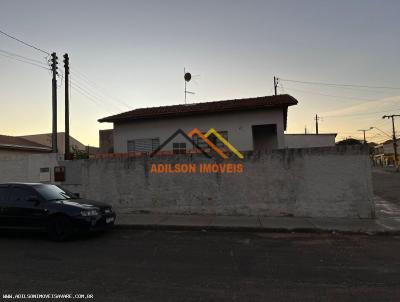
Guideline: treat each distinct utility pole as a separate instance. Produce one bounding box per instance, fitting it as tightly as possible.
[274,76,278,95]
[315,114,320,135]
[63,54,70,160]
[51,52,58,153]
[358,127,373,144]
[383,115,400,171]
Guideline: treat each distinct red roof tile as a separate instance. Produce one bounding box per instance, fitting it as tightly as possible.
[0,135,52,152]
[98,94,298,123]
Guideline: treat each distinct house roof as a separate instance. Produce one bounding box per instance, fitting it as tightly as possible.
[0,135,52,152]
[98,94,298,124]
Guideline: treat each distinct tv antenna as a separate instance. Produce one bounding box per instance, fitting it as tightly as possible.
[184,68,195,104]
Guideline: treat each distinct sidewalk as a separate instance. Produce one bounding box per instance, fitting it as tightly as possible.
[114,195,400,235]
[115,213,400,234]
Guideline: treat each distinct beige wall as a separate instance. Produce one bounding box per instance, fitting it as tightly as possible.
[99,129,114,153]
[19,133,86,154]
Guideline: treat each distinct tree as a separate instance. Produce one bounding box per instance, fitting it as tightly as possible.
[336,138,362,146]
[72,146,89,159]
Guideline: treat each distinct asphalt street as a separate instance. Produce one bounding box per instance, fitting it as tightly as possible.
[373,168,400,205]
[0,230,400,302]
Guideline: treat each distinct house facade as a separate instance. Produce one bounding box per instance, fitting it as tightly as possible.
[98,94,298,154]
[373,139,400,166]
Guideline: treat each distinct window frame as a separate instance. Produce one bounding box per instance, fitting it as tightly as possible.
[9,186,39,203]
[127,138,160,153]
[173,142,187,154]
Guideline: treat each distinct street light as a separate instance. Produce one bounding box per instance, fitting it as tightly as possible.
[358,127,373,144]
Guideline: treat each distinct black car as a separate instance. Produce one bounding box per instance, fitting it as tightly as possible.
[0,183,116,241]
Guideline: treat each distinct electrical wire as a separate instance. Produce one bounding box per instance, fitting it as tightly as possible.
[71,82,104,107]
[0,48,48,66]
[0,51,49,70]
[278,77,400,90]
[57,64,128,114]
[282,86,377,102]
[69,76,124,114]
[70,78,124,112]
[322,108,400,119]
[0,29,50,55]
[71,67,132,110]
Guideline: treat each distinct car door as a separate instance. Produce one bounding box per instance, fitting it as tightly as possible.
[0,185,11,227]
[7,185,48,229]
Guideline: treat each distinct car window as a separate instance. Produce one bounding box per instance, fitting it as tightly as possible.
[0,186,10,202]
[33,184,76,201]
[10,187,35,202]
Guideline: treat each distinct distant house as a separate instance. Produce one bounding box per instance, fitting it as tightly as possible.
[18,132,88,155]
[373,139,400,166]
[285,133,337,148]
[98,94,299,154]
[99,129,114,153]
[0,135,51,159]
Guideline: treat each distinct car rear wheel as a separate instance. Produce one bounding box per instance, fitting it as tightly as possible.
[47,216,73,241]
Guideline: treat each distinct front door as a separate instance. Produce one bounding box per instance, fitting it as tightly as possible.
[252,124,278,151]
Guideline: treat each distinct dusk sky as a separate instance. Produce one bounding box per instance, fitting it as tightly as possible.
[1,0,399,146]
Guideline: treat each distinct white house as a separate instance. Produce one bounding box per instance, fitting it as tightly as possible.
[373,139,400,166]
[98,94,299,154]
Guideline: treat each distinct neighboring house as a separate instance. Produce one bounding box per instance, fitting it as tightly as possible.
[285,133,337,148]
[373,139,400,166]
[0,134,51,159]
[18,132,87,155]
[98,94,299,154]
[99,129,114,153]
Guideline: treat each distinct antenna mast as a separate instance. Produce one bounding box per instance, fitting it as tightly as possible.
[184,68,194,104]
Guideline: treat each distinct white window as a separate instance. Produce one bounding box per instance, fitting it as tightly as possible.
[173,143,186,154]
[127,138,160,153]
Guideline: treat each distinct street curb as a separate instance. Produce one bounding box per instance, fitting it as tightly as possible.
[113,224,400,235]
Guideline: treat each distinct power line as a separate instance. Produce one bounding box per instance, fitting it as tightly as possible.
[323,107,400,119]
[70,78,124,112]
[0,51,49,70]
[71,82,105,108]
[0,48,48,66]
[71,67,132,109]
[0,29,50,55]
[282,86,377,102]
[70,77,123,114]
[279,77,400,90]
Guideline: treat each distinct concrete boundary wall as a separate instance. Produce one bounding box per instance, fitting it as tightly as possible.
[0,153,60,183]
[0,147,374,218]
